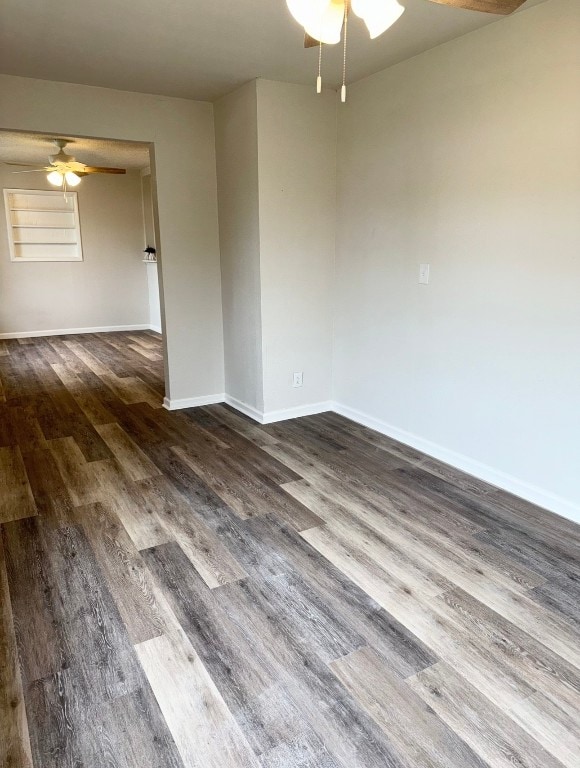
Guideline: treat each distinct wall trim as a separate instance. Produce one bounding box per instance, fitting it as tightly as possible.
[332,401,580,526]
[0,324,153,339]
[163,393,225,411]
[261,401,334,425]
[223,395,333,425]
[224,395,264,423]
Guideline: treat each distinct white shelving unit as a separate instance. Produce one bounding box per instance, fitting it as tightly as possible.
[3,189,83,262]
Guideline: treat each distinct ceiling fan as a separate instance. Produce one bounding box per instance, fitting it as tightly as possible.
[5,139,127,191]
[288,0,528,99]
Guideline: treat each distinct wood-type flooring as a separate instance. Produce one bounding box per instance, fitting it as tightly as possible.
[1,331,579,768]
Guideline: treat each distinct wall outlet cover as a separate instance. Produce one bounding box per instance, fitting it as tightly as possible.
[293,372,304,387]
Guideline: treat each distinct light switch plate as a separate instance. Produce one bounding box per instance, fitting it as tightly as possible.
[419,264,430,285]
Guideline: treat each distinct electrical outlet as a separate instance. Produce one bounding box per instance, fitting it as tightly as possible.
[419,264,430,285]
[293,372,304,388]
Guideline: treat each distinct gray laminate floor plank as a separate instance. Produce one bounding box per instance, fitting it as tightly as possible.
[530,575,580,631]
[144,541,409,768]
[408,661,567,768]
[72,501,168,644]
[189,504,437,677]
[330,645,489,768]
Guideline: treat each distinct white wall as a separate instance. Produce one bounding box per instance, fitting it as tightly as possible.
[215,81,264,412]
[0,168,149,335]
[214,79,336,420]
[141,172,162,333]
[146,263,162,333]
[0,74,224,403]
[334,0,580,513]
[257,80,336,416]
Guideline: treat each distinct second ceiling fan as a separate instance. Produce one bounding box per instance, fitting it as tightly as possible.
[6,139,127,191]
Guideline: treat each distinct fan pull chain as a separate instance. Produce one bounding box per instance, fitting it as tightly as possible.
[341,3,349,103]
[317,41,323,94]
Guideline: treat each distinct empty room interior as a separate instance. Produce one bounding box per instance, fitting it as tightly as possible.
[0,0,579,766]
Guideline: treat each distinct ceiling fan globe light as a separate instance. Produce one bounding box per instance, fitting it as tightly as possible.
[65,171,82,187]
[351,0,405,39]
[303,0,345,44]
[286,0,335,28]
[47,170,63,186]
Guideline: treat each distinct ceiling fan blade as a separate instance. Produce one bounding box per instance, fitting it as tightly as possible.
[304,32,321,48]
[426,0,526,13]
[10,169,48,174]
[5,162,44,167]
[80,166,127,174]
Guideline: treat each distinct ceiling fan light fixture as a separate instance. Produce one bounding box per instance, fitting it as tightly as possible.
[351,0,405,39]
[303,0,345,45]
[65,171,82,187]
[47,170,64,186]
[286,0,333,28]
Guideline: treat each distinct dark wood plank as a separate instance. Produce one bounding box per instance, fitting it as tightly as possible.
[531,575,580,631]
[26,671,185,768]
[0,446,37,523]
[21,448,76,526]
[137,474,248,587]
[4,517,143,701]
[2,518,69,683]
[0,536,33,768]
[173,443,323,530]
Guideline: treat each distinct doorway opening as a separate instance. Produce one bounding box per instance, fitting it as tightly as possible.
[0,129,165,405]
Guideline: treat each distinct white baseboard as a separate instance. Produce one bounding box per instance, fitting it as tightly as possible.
[223,395,333,425]
[224,395,264,422]
[0,324,152,339]
[332,401,580,526]
[148,325,163,334]
[261,401,334,425]
[163,393,225,411]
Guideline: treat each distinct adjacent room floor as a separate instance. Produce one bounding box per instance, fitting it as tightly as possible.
[1,331,579,768]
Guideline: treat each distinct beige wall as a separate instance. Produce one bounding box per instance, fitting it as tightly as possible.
[0,74,224,403]
[257,80,336,416]
[334,0,580,516]
[215,81,264,412]
[0,169,148,334]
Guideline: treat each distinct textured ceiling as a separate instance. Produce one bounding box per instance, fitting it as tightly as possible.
[0,0,548,102]
[0,131,150,169]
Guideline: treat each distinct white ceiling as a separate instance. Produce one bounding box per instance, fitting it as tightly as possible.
[0,0,547,102]
[0,132,150,169]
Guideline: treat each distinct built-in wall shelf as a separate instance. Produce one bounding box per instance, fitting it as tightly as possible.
[10,208,76,213]
[11,224,77,229]
[3,189,83,262]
